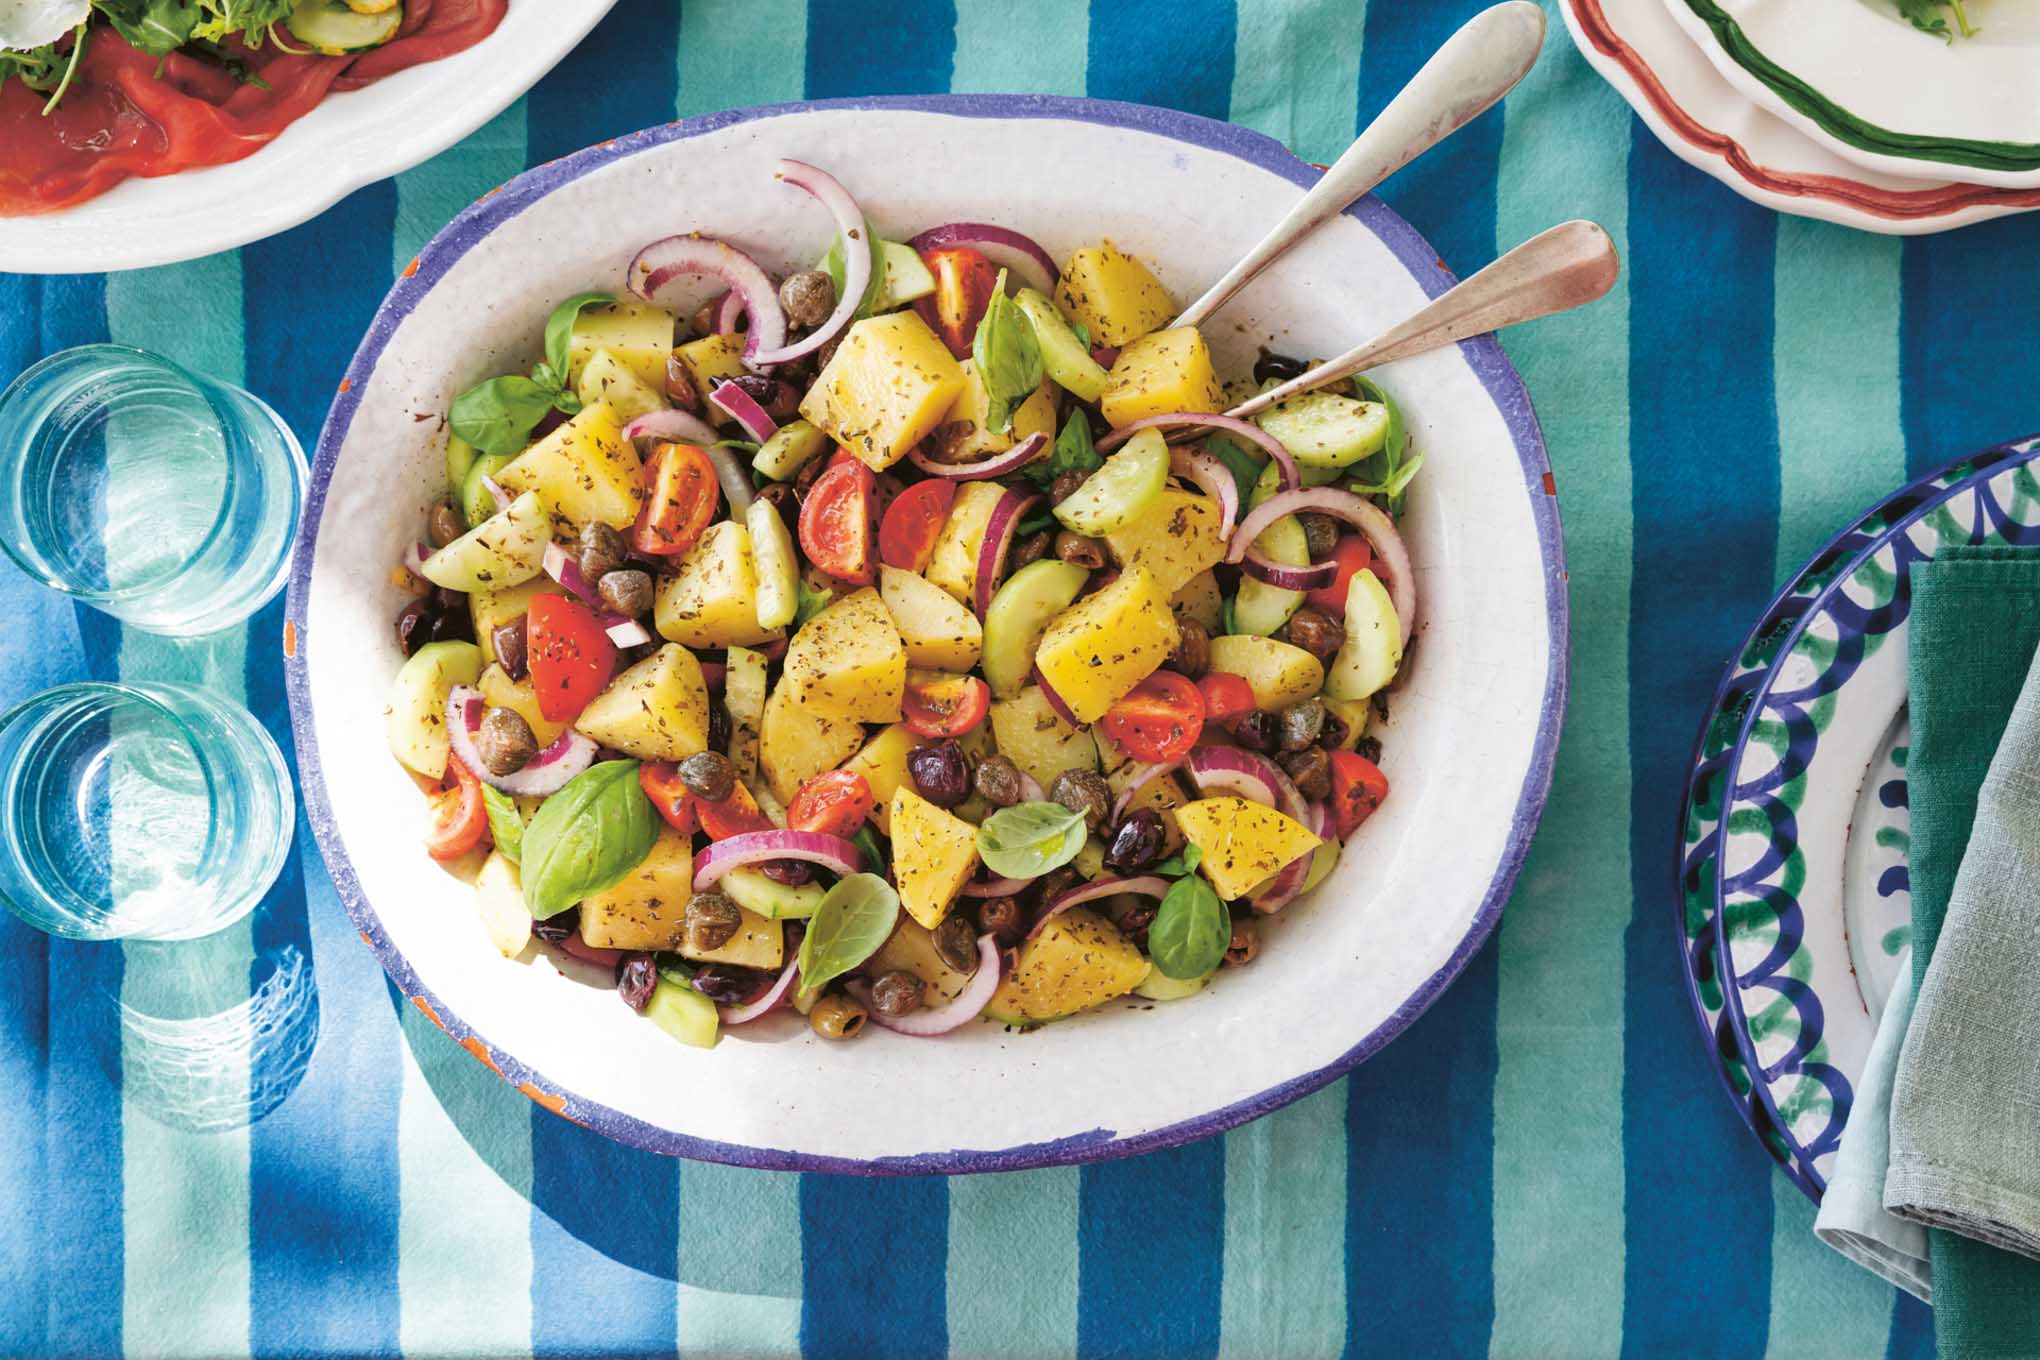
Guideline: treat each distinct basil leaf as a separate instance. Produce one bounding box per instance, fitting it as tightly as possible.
[450,374,557,460]
[973,270,1043,436]
[543,291,614,389]
[1349,375,1418,515]
[481,786,525,865]
[1219,593,1237,637]
[976,800,1088,880]
[1148,873,1230,979]
[1151,843,1203,879]
[1015,508,1058,537]
[793,579,833,629]
[797,872,900,996]
[853,826,885,874]
[1345,450,1426,503]
[1203,435,1264,506]
[1023,409,1103,491]
[518,761,658,920]
[820,223,889,320]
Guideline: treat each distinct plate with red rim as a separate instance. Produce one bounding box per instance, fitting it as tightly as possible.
[1560,0,2040,234]
[286,95,1567,1172]
[0,0,617,275]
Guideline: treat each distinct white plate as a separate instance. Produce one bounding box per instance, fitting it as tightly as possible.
[1561,0,2040,233]
[285,96,1567,1173]
[0,1,617,275]
[1664,0,2040,189]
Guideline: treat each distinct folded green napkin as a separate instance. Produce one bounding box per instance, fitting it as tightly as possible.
[1887,547,2040,1359]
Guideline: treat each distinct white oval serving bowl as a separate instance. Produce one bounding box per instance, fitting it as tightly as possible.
[286,95,1568,1174]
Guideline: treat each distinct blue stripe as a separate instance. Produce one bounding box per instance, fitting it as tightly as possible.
[800,1174,948,1359]
[1086,0,1236,122]
[1899,217,2040,481]
[1341,943,1499,1359]
[1077,1140,1224,1359]
[529,1116,679,1357]
[524,0,680,167]
[1887,1291,1934,1359]
[1357,0,1508,275]
[806,0,956,98]
[1621,134,1781,1360]
[243,182,403,1359]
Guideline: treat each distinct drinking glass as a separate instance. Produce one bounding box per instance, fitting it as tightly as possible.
[0,344,307,636]
[0,681,294,941]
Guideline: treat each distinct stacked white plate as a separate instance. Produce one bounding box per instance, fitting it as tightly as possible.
[1562,0,2040,234]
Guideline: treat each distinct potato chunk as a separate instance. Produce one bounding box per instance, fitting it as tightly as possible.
[674,903,784,970]
[923,480,1005,606]
[567,299,676,391]
[574,348,666,425]
[889,786,980,930]
[494,401,642,532]
[579,824,692,951]
[1056,242,1174,347]
[984,907,1147,1025]
[799,312,967,471]
[1034,567,1179,723]
[1174,796,1322,900]
[654,520,783,649]
[1100,488,1225,596]
[673,333,747,419]
[879,566,983,671]
[571,644,711,762]
[926,360,1057,464]
[841,723,920,834]
[1100,327,1224,428]
[1207,634,1326,712]
[782,587,906,724]
[989,686,1098,790]
[758,681,865,804]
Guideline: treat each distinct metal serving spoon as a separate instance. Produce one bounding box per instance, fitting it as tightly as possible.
[1227,219,1621,420]
[1171,0,1547,331]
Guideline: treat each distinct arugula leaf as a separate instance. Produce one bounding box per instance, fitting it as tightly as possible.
[481,787,524,865]
[793,579,834,629]
[97,0,199,56]
[542,291,613,388]
[1148,873,1231,979]
[1023,409,1103,491]
[972,270,1043,435]
[450,375,558,460]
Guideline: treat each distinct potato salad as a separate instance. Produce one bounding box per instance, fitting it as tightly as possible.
[384,159,1416,1049]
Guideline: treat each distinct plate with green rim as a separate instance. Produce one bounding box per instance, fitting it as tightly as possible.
[1664,0,2040,188]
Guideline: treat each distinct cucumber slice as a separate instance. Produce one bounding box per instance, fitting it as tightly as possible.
[286,0,402,53]
[753,419,829,482]
[1231,513,1308,637]
[384,640,482,779]
[1054,427,1167,537]
[445,435,477,497]
[1253,391,1389,470]
[819,235,932,317]
[644,977,719,1048]
[421,490,549,593]
[982,559,1089,698]
[460,452,517,528]
[746,500,799,631]
[1323,568,1402,702]
[1135,964,1214,1002]
[1015,289,1109,403]
[345,0,399,12]
[721,865,827,919]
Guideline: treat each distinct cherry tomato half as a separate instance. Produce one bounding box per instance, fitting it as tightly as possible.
[902,673,991,739]
[788,769,876,837]
[692,776,776,842]
[1098,671,1205,763]
[799,456,878,584]
[634,441,720,557]
[1305,535,1373,616]
[912,246,1000,359]
[527,594,616,723]
[1327,749,1390,839]
[423,757,488,862]
[638,762,698,837]
[1196,671,1256,725]
[878,478,957,574]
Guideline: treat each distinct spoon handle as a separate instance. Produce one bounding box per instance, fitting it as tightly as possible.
[1227,220,1620,420]
[1170,1,1545,332]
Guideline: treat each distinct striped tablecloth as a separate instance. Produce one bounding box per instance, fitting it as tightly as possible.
[8,0,2021,1353]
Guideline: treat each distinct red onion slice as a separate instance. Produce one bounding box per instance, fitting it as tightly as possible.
[1227,488,1415,646]
[718,956,800,1024]
[622,408,720,448]
[973,488,1042,618]
[713,290,746,336]
[1030,874,1170,940]
[1240,549,1335,590]
[692,829,864,891]
[1167,446,1239,540]
[604,618,653,648]
[747,160,870,367]
[1099,413,1297,493]
[709,379,778,444]
[847,933,1002,1036]
[628,234,787,371]
[1248,846,1312,915]
[906,223,1059,296]
[1185,745,1310,824]
[401,540,432,577]
[1109,759,1182,822]
[960,875,1031,898]
[541,541,602,608]
[1031,666,1086,730]
[445,687,599,796]
[557,933,623,967]
[480,476,512,515]
[1016,770,1046,803]
[905,431,1047,481]
[702,442,755,516]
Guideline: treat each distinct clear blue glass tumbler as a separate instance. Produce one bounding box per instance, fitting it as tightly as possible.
[0,682,294,940]
[0,344,307,636]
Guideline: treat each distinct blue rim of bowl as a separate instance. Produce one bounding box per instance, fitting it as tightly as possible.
[1708,437,2040,1195]
[283,94,1570,1175]
[1670,453,1991,1203]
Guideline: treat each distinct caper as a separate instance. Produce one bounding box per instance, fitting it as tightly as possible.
[1050,768,1112,830]
[1279,698,1326,752]
[932,914,980,973]
[973,754,1026,808]
[578,521,627,583]
[1171,617,1211,678]
[427,500,467,548]
[597,568,653,618]
[474,706,538,776]
[779,270,836,330]
[1297,512,1341,561]
[1283,606,1343,660]
[976,895,1024,940]
[677,750,736,802]
[683,891,742,954]
[809,992,868,1039]
[868,969,926,1017]
[1279,746,1332,802]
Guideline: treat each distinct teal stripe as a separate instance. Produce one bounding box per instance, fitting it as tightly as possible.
[952,0,1088,95]
[394,101,529,271]
[1764,1177,1898,1358]
[1771,219,1906,578]
[105,258,256,1360]
[677,1161,803,1354]
[1226,0,1364,167]
[679,0,809,115]
[1485,17,1632,1358]
[396,1003,535,1359]
[945,1167,1080,1358]
[1218,1084,1345,1356]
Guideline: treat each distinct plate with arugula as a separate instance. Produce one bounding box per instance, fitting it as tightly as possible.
[287,96,1566,1172]
[1663,0,2040,188]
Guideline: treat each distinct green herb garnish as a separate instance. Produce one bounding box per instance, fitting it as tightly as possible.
[797,873,900,999]
[450,291,612,459]
[973,269,1043,435]
[517,761,657,920]
[1147,873,1230,979]
[976,800,1088,880]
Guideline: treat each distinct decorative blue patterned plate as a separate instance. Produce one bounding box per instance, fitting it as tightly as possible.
[1711,438,2040,1193]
